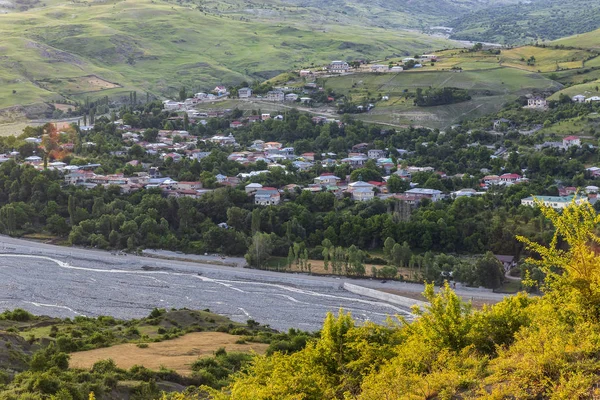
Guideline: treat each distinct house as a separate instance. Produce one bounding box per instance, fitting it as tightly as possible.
[563,135,581,148]
[558,186,577,196]
[352,187,375,202]
[300,97,312,104]
[493,118,512,130]
[266,90,285,102]
[586,96,600,103]
[285,93,299,102]
[521,195,588,209]
[163,100,184,111]
[314,174,341,186]
[499,173,522,183]
[261,113,272,120]
[495,255,517,272]
[450,188,478,198]
[230,121,243,129]
[299,70,312,77]
[264,142,282,150]
[328,61,350,73]
[24,156,42,163]
[405,188,443,202]
[390,66,403,72]
[482,175,500,185]
[209,133,237,146]
[301,152,315,161]
[245,183,263,194]
[341,155,368,168]
[586,166,600,178]
[573,94,586,103]
[238,87,252,98]
[254,187,281,205]
[527,97,547,108]
[292,161,313,171]
[213,86,228,96]
[421,54,438,61]
[370,64,388,73]
[163,153,182,162]
[367,149,386,159]
[175,181,203,191]
[248,115,261,123]
[352,143,369,152]
[348,181,374,192]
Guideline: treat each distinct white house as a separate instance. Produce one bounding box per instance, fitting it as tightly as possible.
[245,183,263,194]
[563,135,581,148]
[367,149,386,159]
[521,195,588,209]
[328,61,350,73]
[314,174,341,185]
[352,187,375,202]
[370,64,388,73]
[405,188,443,202]
[266,90,285,102]
[348,181,374,192]
[254,187,281,205]
[285,93,299,102]
[586,96,600,103]
[573,94,586,103]
[527,97,547,108]
[238,87,252,98]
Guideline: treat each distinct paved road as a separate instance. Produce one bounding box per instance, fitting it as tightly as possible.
[0,236,510,331]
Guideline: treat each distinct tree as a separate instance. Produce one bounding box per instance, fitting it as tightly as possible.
[251,209,261,234]
[475,252,505,289]
[383,237,396,261]
[68,195,76,226]
[179,87,187,101]
[245,232,273,269]
[386,175,409,193]
[46,214,69,236]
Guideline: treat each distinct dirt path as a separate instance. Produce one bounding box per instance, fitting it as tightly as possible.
[69,332,268,375]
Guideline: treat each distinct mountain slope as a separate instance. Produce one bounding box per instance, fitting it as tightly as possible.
[0,0,461,111]
[448,0,600,44]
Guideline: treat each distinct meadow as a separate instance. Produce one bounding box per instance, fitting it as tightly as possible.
[323,68,562,128]
[0,0,459,111]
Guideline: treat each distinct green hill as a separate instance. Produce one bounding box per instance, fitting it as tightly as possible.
[447,0,600,45]
[0,0,461,112]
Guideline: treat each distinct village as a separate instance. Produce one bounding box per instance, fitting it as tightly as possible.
[3,105,599,213]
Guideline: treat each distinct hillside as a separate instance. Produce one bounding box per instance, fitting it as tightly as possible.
[448,0,600,45]
[0,0,460,114]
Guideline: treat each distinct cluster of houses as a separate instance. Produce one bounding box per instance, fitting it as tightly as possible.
[572,94,600,103]
[521,192,597,209]
[163,86,231,111]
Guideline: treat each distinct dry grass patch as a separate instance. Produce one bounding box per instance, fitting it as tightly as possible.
[69,332,268,376]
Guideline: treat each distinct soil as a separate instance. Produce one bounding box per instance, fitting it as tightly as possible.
[68,332,269,375]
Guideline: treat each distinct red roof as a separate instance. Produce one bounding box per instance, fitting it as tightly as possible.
[500,173,521,179]
[368,181,384,186]
[564,135,579,141]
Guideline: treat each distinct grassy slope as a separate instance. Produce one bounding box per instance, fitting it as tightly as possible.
[324,67,562,129]
[0,0,460,109]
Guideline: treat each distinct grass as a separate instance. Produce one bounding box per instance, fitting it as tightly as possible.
[0,0,461,112]
[323,69,562,129]
[552,28,600,50]
[69,331,268,376]
[536,113,600,139]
